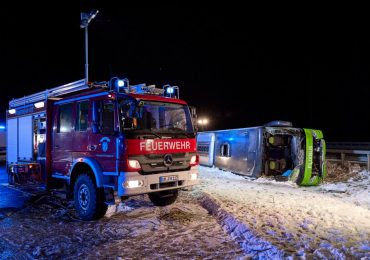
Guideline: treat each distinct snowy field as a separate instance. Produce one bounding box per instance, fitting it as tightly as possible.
[0,162,369,259]
[197,162,370,258]
[0,191,243,259]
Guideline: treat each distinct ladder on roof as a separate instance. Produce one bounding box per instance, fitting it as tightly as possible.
[9,79,88,108]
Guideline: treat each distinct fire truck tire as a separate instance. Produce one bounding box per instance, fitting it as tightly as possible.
[8,172,15,185]
[148,189,179,206]
[74,174,108,221]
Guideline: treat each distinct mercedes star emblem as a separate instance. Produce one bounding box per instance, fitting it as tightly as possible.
[163,154,173,167]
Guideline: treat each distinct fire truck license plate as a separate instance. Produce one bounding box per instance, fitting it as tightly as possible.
[160,175,178,183]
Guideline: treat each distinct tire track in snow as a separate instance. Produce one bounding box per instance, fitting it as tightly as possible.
[198,191,286,259]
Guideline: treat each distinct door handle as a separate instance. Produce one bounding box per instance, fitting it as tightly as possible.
[87,145,97,151]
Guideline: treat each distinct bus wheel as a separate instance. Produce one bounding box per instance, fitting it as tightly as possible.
[148,189,179,206]
[74,174,107,220]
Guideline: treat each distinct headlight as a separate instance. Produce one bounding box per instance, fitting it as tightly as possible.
[190,155,199,166]
[128,159,141,170]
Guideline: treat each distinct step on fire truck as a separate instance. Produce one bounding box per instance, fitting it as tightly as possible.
[6,78,199,220]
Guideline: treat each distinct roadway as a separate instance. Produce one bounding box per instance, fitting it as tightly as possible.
[0,164,30,212]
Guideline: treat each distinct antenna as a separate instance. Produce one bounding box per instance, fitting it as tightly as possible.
[80,10,99,84]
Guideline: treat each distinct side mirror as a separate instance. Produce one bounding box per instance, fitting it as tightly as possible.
[190,106,196,118]
[189,106,198,133]
[193,123,199,133]
[123,117,134,129]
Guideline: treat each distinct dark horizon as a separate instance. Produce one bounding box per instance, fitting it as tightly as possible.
[2,5,370,142]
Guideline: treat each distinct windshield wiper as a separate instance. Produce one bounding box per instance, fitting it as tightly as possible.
[163,128,193,138]
[147,131,162,139]
[177,132,193,138]
[160,123,176,128]
[131,129,162,139]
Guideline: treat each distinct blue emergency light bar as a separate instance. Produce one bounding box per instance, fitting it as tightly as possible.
[108,77,179,98]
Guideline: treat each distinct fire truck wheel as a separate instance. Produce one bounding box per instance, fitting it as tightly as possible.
[148,189,179,206]
[8,172,15,185]
[74,174,108,221]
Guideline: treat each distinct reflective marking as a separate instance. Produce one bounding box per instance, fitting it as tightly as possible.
[52,174,70,180]
[96,154,114,158]
[103,172,119,176]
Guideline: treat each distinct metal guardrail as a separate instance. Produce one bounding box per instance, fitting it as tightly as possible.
[327,142,370,151]
[327,142,370,171]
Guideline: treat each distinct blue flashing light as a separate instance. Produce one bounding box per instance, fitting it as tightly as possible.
[166,87,174,94]
[163,84,179,98]
[110,77,129,94]
[0,125,5,130]
[117,80,125,87]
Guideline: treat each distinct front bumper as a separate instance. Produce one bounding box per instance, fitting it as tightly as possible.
[118,166,199,196]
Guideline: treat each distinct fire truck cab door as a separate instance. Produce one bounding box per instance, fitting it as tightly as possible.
[89,100,117,173]
[73,101,90,153]
[52,103,75,175]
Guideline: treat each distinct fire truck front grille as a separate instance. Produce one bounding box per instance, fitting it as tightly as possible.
[129,152,195,174]
[145,153,186,159]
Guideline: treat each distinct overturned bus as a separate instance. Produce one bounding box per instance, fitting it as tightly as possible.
[196,121,326,186]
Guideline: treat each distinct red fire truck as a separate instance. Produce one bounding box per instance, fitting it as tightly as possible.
[6,78,199,220]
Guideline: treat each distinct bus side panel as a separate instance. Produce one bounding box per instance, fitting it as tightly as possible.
[213,128,263,177]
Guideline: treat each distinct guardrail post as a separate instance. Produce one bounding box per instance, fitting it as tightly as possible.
[341,152,345,167]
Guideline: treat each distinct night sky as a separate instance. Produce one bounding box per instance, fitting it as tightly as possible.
[2,4,370,142]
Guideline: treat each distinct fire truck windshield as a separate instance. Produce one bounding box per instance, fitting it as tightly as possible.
[119,99,194,135]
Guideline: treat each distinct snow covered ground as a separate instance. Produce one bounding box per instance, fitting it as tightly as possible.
[0,190,244,259]
[316,163,370,210]
[0,162,369,259]
[196,162,370,258]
